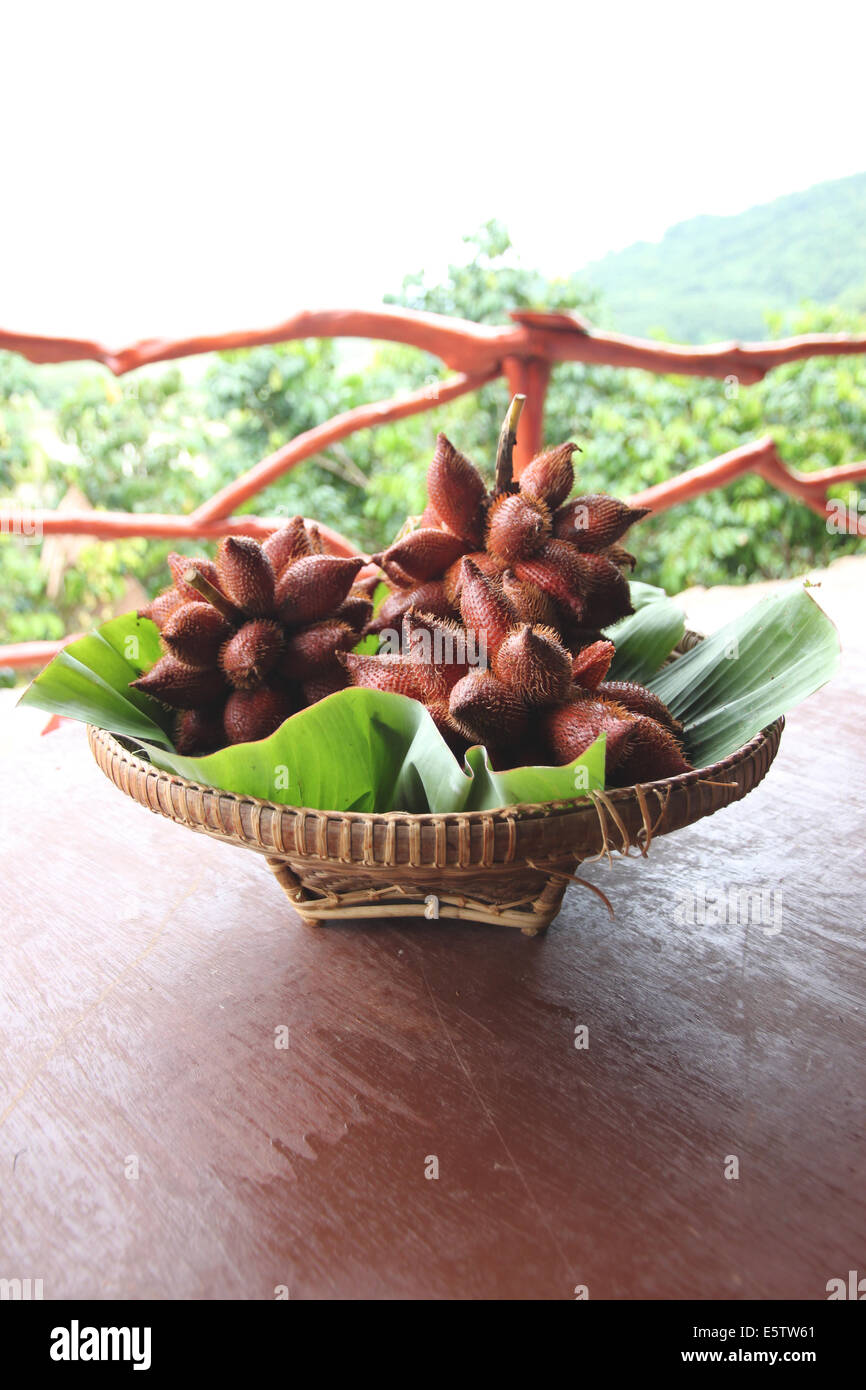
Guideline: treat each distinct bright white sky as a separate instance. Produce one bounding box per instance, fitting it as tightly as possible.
[3,0,864,343]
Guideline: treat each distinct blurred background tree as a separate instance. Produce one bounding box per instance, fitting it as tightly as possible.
[1,221,865,654]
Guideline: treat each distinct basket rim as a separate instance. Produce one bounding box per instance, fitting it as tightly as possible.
[87,716,784,828]
[83,627,787,929]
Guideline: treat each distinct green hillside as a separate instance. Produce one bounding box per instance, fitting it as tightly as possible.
[582,172,866,342]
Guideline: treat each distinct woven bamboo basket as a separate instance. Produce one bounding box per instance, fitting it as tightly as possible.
[86,627,784,932]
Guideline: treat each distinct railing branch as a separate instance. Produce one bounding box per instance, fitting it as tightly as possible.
[1,637,85,670]
[0,512,363,551]
[3,308,866,387]
[628,436,866,519]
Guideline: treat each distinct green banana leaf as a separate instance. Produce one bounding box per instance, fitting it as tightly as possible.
[647,585,840,768]
[18,619,606,813]
[141,686,606,813]
[461,741,606,812]
[17,615,173,746]
[18,581,838,811]
[605,593,686,683]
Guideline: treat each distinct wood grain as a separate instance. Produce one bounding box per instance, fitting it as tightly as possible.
[0,569,863,1300]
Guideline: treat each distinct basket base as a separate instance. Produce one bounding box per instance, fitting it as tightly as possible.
[265,856,563,933]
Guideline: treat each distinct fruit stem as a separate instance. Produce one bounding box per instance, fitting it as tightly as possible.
[183,566,242,623]
[494,394,526,494]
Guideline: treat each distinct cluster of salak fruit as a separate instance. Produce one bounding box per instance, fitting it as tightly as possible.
[367,434,644,647]
[134,518,370,752]
[344,555,690,784]
[342,429,692,785]
[132,421,691,784]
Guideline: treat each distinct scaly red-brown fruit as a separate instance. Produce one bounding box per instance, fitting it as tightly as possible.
[349,537,686,778]
[486,492,551,563]
[216,536,276,616]
[373,528,468,585]
[302,668,349,705]
[604,544,637,572]
[335,592,374,634]
[401,611,471,689]
[553,496,650,551]
[342,652,450,704]
[347,597,689,782]
[275,554,364,625]
[223,686,295,745]
[174,706,225,756]
[457,557,514,660]
[220,619,284,689]
[352,412,689,781]
[133,521,367,752]
[512,542,589,621]
[593,680,684,735]
[517,443,577,510]
[567,551,634,628]
[572,639,616,691]
[281,619,356,683]
[341,641,464,745]
[500,570,560,629]
[261,515,312,575]
[492,624,572,706]
[139,586,186,631]
[514,541,633,627]
[132,654,227,710]
[544,696,639,776]
[426,434,486,543]
[615,716,691,782]
[443,550,502,606]
[449,671,528,745]
[161,602,234,668]
[545,691,690,785]
[366,580,453,636]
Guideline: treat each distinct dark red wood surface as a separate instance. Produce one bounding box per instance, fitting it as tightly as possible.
[1,570,863,1300]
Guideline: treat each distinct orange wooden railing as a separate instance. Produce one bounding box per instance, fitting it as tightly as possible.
[2,306,866,668]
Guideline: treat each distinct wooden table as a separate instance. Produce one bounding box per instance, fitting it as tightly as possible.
[1,563,863,1300]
